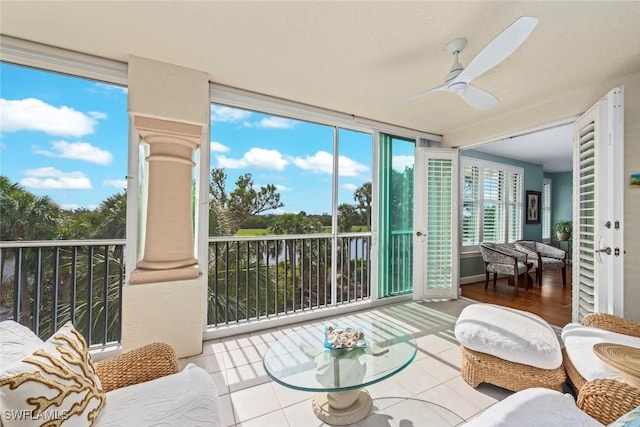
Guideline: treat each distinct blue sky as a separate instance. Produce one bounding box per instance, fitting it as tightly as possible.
[1,62,413,215]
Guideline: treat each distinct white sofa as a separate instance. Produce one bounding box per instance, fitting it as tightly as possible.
[463,387,640,426]
[0,320,220,427]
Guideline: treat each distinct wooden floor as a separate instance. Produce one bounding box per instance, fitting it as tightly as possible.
[460,265,573,328]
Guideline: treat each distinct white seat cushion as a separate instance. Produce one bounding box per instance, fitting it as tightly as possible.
[561,323,640,382]
[95,363,220,427]
[455,304,562,370]
[463,388,604,426]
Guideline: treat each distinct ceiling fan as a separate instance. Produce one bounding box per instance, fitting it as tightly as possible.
[411,16,539,110]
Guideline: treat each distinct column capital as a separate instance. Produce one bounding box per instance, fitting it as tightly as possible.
[134,115,203,148]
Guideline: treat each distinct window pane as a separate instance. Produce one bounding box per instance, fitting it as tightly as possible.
[209,104,333,236]
[0,62,128,240]
[338,128,372,233]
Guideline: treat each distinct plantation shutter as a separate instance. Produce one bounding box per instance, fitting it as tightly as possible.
[542,179,552,240]
[483,168,505,243]
[462,165,480,246]
[575,119,597,319]
[413,149,459,299]
[572,86,624,322]
[507,171,522,243]
[425,158,454,290]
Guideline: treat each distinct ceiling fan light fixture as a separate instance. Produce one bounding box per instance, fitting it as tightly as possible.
[447,81,467,93]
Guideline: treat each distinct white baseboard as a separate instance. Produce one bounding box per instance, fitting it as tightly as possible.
[460,274,486,285]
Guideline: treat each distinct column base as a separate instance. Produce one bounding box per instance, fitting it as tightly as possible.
[129,264,199,284]
[122,275,204,358]
[312,389,372,425]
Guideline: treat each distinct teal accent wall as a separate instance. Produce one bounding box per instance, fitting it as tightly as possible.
[550,171,573,226]
[460,256,485,278]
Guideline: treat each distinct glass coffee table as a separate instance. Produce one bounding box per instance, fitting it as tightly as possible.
[263,323,417,425]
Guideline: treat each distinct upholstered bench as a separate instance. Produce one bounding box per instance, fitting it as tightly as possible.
[454,303,566,392]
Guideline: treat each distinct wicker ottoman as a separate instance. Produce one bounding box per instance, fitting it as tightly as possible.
[454,304,566,392]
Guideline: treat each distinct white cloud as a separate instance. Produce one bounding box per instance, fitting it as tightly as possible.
[210,141,230,153]
[341,183,358,192]
[242,117,297,129]
[93,82,128,94]
[103,179,127,189]
[338,155,369,177]
[392,155,414,172]
[88,111,107,120]
[211,105,252,123]
[21,167,92,190]
[61,204,81,211]
[216,147,288,170]
[0,98,99,137]
[293,151,369,177]
[258,117,296,129]
[275,184,289,191]
[34,140,113,165]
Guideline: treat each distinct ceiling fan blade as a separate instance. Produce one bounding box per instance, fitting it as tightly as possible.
[460,85,499,110]
[457,16,539,83]
[410,83,447,100]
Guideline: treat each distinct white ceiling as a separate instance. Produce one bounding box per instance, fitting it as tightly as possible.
[468,123,574,172]
[2,1,639,171]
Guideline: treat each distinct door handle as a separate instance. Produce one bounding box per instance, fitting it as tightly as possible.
[595,247,612,255]
[416,231,424,237]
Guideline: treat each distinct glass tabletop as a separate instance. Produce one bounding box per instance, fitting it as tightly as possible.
[263,322,417,392]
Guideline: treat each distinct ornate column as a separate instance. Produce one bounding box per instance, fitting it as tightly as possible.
[122,55,209,358]
[129,116,202,284]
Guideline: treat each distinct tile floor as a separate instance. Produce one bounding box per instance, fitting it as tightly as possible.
[180,299,514,426]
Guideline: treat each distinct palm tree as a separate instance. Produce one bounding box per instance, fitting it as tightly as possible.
[0,176,62,326]
[208,201,278,325]
[354,182,372,230]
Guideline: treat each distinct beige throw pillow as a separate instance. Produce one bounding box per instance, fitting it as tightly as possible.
[0,322,105,427]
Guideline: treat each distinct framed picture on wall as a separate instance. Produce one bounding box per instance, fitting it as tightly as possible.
[526,190,541,224]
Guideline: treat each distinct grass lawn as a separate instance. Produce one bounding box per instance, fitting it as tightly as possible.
[235,229,273,236]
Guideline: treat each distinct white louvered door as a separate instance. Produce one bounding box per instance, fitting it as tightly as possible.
[413,149,459,299]
[572,86,624,322]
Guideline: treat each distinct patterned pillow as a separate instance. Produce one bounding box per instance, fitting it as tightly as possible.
[0,322,105,427]
[0,321,44,370]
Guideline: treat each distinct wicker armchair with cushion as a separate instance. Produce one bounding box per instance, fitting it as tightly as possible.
[479,242,534,296]
[514,239,567,287]
[0,320,220,427]
[561,313,640,425]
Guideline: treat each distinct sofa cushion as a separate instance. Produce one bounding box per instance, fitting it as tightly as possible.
[95,363,220,427]
[0,320,44,370]
[0,321,105,427]
[463,388,604,426]
[562,323,640,382]
[455,304,562,370]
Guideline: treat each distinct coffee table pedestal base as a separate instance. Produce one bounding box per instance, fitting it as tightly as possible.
[312,389,372,425]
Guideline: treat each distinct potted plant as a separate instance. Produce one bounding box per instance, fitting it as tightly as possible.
[554,220,572,241]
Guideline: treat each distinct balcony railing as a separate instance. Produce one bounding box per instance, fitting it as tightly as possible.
[0,232,376,345]
[0,240,125,347]
[207,233,372,327]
